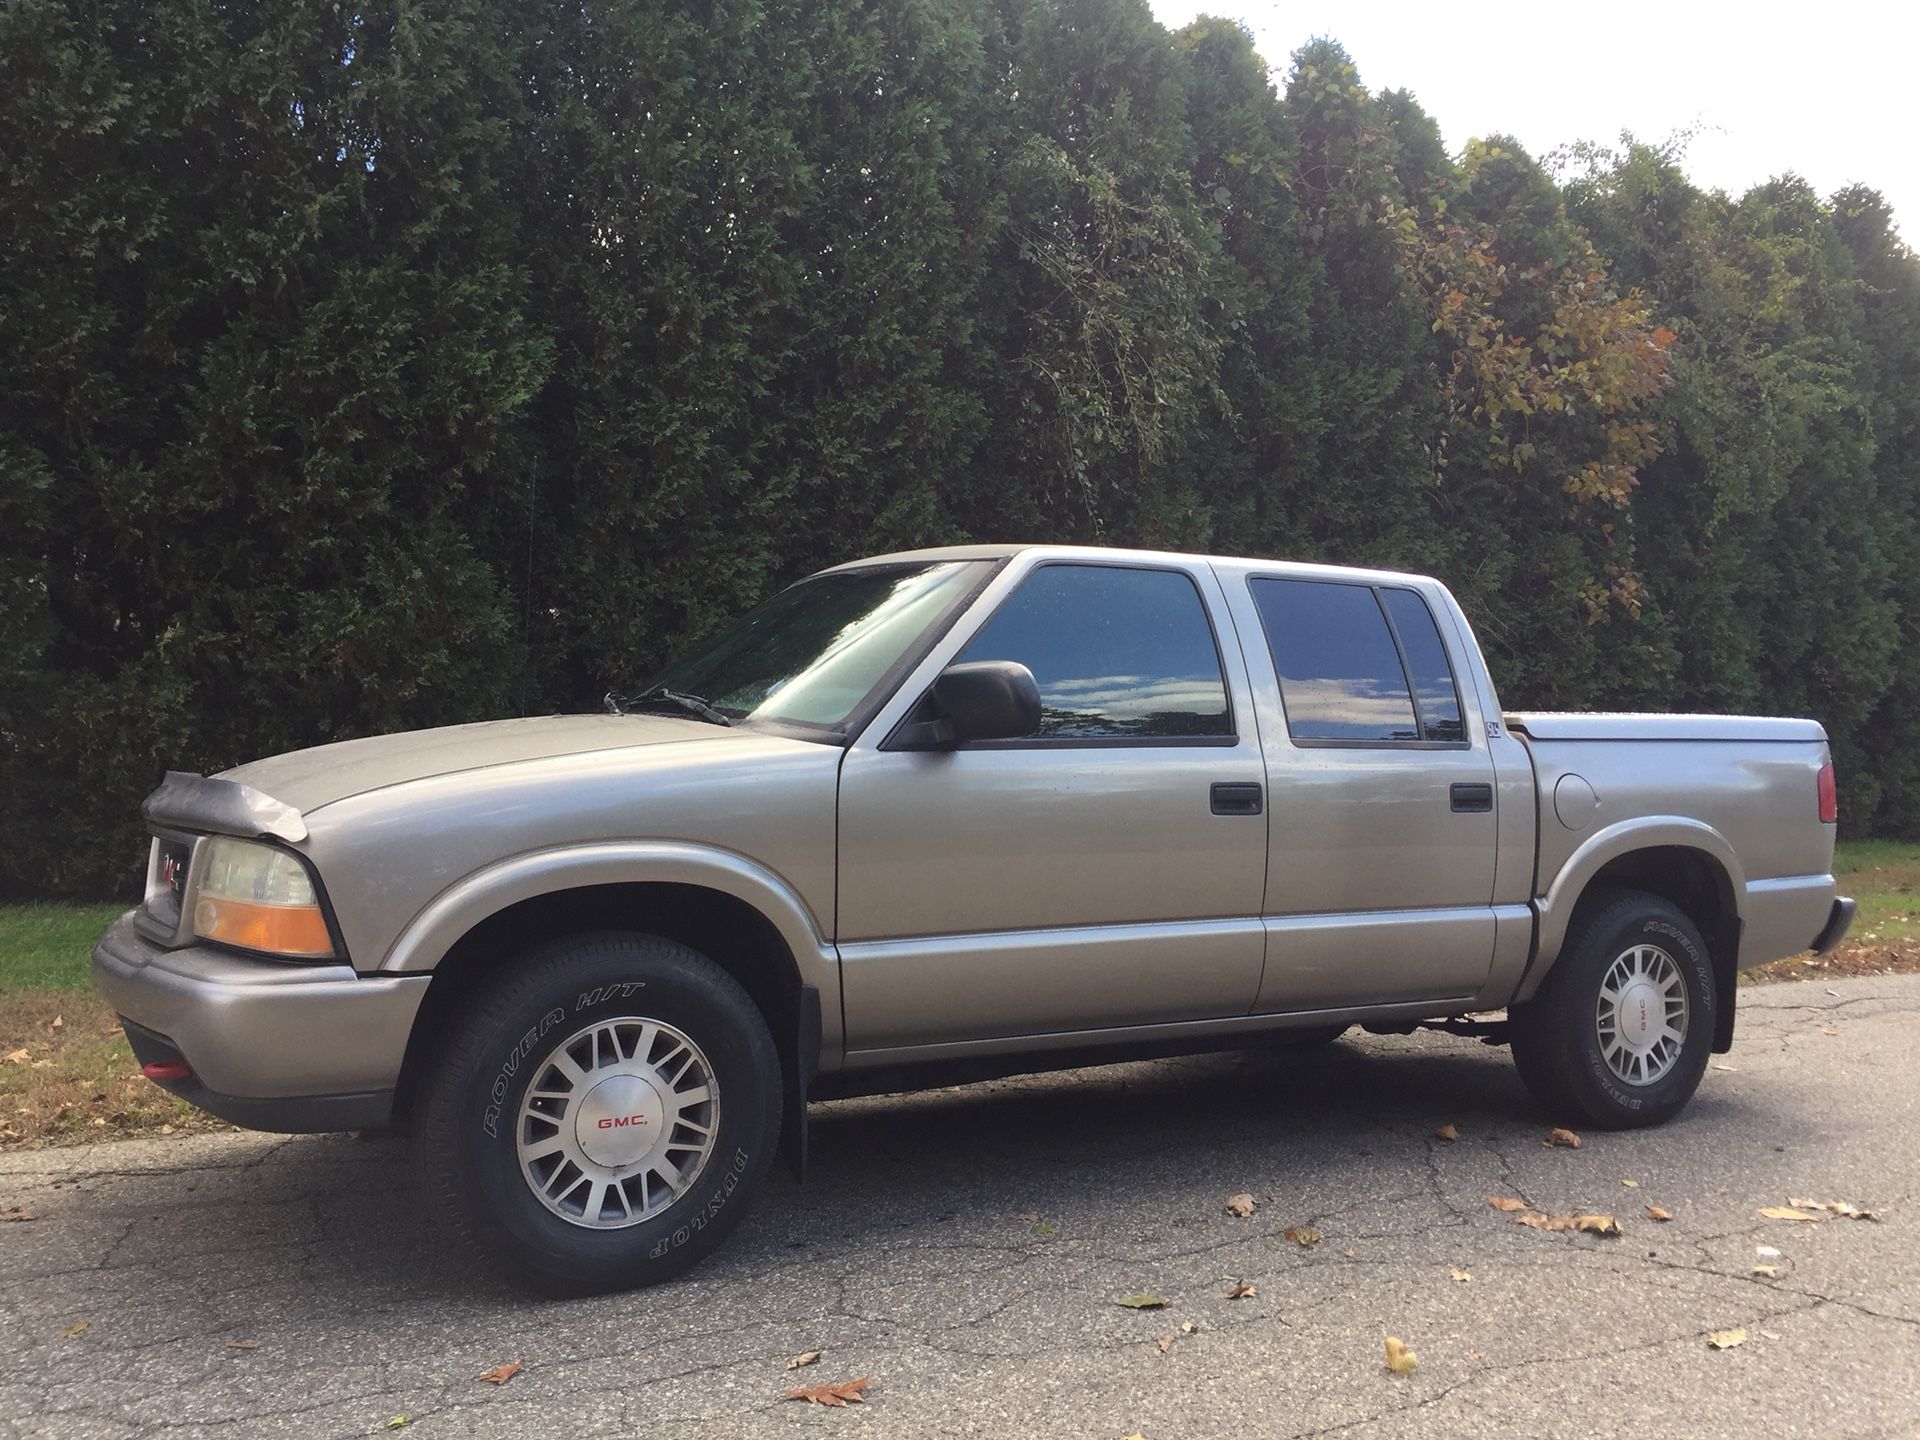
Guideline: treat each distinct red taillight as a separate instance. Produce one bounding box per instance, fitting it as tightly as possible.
[1817,761,1838,824]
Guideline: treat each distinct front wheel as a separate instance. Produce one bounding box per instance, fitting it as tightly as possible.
[413,932,781,1296]
[1509,890,1714,1130]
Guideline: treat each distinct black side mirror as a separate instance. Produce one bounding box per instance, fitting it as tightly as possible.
[893,660,1042,748]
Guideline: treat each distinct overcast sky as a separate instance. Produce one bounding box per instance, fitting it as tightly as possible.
[1147,0,1916,242]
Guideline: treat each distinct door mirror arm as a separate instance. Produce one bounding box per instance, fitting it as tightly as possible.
[890,661,1042,750]
[890,716,957,750]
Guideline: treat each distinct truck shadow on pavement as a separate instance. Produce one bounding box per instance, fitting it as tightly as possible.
[248,1031,1756,1305]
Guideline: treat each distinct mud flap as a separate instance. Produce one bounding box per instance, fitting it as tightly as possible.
[782,985,821,1182]
[1712,916,1742,1053]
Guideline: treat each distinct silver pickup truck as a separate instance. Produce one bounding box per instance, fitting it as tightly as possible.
[93,544,1853,1294]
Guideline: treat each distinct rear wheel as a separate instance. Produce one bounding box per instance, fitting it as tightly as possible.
[414,931,780,1296]
[1509,890,1714,1129]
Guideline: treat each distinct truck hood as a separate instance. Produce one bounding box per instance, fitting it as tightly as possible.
[218,713,739,815]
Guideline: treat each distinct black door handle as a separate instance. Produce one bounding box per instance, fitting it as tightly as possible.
[1211,782,1264,816]
[1450,782,1493,813]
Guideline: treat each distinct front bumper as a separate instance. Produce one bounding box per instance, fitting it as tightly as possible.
[1811,896,1857,956]
[91,912,428,1133]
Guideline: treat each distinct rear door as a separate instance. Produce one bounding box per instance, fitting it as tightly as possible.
[1220,571,1501,1009]
[834,557,1270,1056]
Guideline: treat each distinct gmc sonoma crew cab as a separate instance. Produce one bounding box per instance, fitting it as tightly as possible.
[93,545,1854,1294]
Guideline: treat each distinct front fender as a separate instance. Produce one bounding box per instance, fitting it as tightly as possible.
[1516,816,1746,1005]
[376,840,841,1054]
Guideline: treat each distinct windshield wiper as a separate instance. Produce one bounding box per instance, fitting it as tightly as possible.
[613,687,734,727]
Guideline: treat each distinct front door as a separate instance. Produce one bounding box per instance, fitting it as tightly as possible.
[835,559,1270,1056]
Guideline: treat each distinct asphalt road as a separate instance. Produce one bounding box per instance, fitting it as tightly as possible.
[4,975,1918,1440]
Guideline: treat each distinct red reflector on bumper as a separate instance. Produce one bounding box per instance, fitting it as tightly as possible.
[141,1060,191,1082]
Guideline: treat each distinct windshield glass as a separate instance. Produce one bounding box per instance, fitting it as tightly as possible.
[637,560,989,730]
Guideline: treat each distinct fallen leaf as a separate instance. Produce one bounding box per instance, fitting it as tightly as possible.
[1384,1336,1418,1374]
[1516,1212,1621,1236]
[1224,1193,1256,1218]
[787,1350,823,1370]
[1032,1220,1057,1236]
[224,1340,258,1351]
[1449,1268,1472,1283]
[1646,1205,1674,1222]
[48,1016,62,1030]
[1156,1331,1176,1354]
[1545,1127,1583,1149]
[1788,1197,1878,1220]
[1751,1265,1779,1278]
[1621,1178,1640,1188]
[59,1321,90,1339]
[1489,1196,1531,1212]
[1432,1122,1459,1142]
[1283,1226,1321,1247]
[1341,1248,1357,1258]
[785,1377,872,1407]
[1758,1207,1822,1222]
[1117,1294,1169,1310]
[1180,1321,1199,1335]
[477,1362,522,1386]
[3,1049,28,1065]
[0,1207,33,1223]
[1225,1280,1256,1299]
[1706,1327,1748,1350]
[1819,1026,1839,1037]
[385,1418,411,1431]
[1013,1211,1039,1223]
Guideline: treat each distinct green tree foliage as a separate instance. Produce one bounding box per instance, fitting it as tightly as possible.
[2,0,1917,895]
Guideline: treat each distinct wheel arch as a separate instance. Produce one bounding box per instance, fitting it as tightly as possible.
[382,844,839,1139]
[1520,820,1744,1049]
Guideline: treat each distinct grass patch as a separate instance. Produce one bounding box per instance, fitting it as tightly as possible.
[1833,839,1920,945]
[2,994,224,1146]
[0,902,128,993]
[1745,838,1920,983]
[0,901,228,1146]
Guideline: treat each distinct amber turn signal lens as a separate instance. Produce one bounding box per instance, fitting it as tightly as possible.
[193,894,334,958]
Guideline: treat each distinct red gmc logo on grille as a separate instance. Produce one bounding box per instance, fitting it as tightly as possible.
[596,1114,648,1129]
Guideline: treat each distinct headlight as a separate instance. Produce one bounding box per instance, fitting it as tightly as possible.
[192,837,335,958]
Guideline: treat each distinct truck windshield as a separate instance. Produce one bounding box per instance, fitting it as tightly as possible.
[632,560,989,732]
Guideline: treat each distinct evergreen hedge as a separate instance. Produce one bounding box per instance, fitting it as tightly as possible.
[4,0,1916,897]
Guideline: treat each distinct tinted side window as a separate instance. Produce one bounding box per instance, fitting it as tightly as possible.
[1380,588,1465,742]
[958,565,1231,738]
[1250,579,1417,741]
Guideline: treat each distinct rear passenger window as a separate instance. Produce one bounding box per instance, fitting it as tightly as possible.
[959,565,1231,739]
[1380,588,1466,742]
[1250,579,1417,741]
